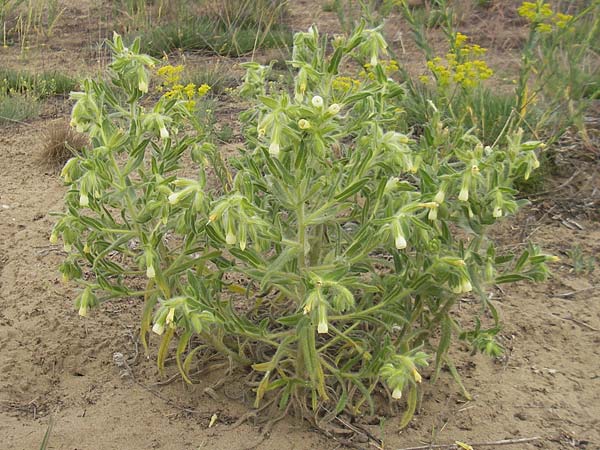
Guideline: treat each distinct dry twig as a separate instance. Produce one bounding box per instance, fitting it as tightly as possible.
[396,436,542,450]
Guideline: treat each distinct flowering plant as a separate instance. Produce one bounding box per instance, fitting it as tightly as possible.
[53,29,554,424]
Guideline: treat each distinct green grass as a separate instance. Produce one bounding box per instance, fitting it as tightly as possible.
[132,17,292,57]
[402,81,527,146]
[0,68,77,97]
[122,0,291,57]
[0,93,40,125]
[183,64,239,96]
[528,3,600,139]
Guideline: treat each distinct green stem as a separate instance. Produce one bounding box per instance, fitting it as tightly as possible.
[297,201,307,268]
[203,332,252,366]
[330,288,412,321]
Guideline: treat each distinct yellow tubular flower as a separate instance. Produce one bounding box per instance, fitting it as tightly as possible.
[412,367,422,383]
[298,119,311,130]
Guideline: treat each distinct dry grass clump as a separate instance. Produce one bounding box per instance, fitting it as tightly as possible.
[39,120,88,169]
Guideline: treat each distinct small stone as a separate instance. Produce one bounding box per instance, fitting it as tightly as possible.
[514,411,527,421]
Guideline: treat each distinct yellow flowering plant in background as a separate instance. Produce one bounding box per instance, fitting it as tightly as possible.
[517,1,574,33]
[156,64,211,111]
[514,0,598,146]
[424,32,493,90]
[396,0,598,154]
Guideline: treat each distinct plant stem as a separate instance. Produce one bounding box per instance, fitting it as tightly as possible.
[297,201,307,268]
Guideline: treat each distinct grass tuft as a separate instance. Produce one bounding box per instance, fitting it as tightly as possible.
[0,69,77,97]
[0,94,40,125]
[183,63,239,96]
[133,17,292,57]
[39,120,88,169]
[126,0,291,57]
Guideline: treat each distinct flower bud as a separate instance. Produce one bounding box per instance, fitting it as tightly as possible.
[298,119,311,130]
[78,286,95,317]
[239,225,247,251]
[317,320,328,334]
[145,250,156,278]
[384,177,399,194]
[395,234,407,250]
[146,265,156,279]
[397,134,410,144]
[165,307,175,326]
[311,95,324,108]
[392,218,407,249]
[461,278,472,293]
[168,192,180,205]
[317,303,328,334]
[269,142,280,157]
[60,157,78,183]
[442,257,466,267]
[327,103,341,115]
[434,189,445,204]
[226,231,237,245]
[412,368,422,383]
[49,231,59,244]
[485,261,494,280]
[138,79,148,93]
[152,322,164,335]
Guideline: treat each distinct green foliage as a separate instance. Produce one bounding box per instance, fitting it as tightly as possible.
[472,0,493,8]
[38,416,54,450]
[183,64,238,96]
[123,0,291,57]
[394,0,599,194]
[131,16,292,57]
[1,0,65,48]
[53,30,554,425]
[322,1,335,13]
[331,0,398,33]
[515,1,599,141]
[0,68,75,126]
[402,82,523,146]
[200,0,288,31]
[568,245,596,275]
[0,68,77,97]
[0,92,39,124]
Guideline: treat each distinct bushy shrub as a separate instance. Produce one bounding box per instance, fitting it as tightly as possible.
[53,30,554,425]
